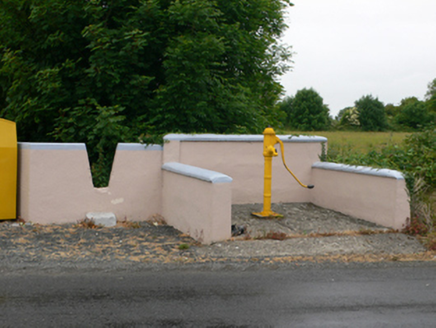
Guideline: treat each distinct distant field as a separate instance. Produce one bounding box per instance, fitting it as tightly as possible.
[286,131,410,153]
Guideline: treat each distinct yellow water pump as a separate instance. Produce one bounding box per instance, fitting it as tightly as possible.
[252,127,314,218]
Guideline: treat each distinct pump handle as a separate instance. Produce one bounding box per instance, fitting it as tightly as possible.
[276,138,314,189]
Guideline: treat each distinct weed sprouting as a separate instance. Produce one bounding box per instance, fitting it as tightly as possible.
[178,243,190,250]
[402,216,429,236]
[146,214,167,226]
[75,218,102,229]
[118,218,141,229]
[422,233,436,251]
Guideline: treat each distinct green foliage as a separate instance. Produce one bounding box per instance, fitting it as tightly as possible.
[427,96,436,113]
[384,103,399,118]
[395,97,435,130]
[277,96,294,127]
[323,126,436,190]
[335,107,349,122]
[403,127,436,187]
[338,107,360,129]
[0,0,292,186]
[178,243,190,250]
[355,95,387,131]
[286,88,330,131]
[385,103,401,130]
[425,79,436,113]
[425,78,436,101]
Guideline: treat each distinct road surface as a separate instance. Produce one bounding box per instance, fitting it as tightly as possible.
[1,262,435,327]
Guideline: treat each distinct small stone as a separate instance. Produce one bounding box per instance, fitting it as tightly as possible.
[85,212,117,227]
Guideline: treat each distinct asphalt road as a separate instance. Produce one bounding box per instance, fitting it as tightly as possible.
[1,263,436,327]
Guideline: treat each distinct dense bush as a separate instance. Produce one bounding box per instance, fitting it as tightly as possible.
[391,97,435,131]
[0,0,292,186]
[324,126,436,189]
[285,88,330,131]
[355,95,387,131]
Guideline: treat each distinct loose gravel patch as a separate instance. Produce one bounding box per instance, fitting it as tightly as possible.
[0,203,433,271]
[232,203,390,237]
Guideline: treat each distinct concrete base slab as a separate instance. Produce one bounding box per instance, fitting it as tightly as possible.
[85,212,117,227]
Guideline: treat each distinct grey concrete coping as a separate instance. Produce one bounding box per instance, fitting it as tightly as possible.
[312,161,405,180]
[18,142,86,151]
[162,162,233,184]
[164,133,327,143]
[116,143,163,151]
[18,142,163,151]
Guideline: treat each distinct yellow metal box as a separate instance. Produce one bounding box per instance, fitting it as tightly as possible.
[0,118,17,220]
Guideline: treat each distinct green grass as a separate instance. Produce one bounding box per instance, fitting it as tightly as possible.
[286,131,409,154]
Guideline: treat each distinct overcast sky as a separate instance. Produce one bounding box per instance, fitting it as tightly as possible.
[279,0,436,117]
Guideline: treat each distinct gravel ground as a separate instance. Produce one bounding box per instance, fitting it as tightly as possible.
[196,203,428,259]
[232,203,390,237]
[0,203,434,272]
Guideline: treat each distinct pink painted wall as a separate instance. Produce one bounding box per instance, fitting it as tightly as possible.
[311,162,409,230]
[15,135,410,242]
[162,162,232,244]
[17,143,162,224]
[163,134,324,204]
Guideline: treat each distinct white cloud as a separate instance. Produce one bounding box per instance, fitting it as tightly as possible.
[279,0,436,116]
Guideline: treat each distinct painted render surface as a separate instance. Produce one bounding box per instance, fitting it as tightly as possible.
[17,142,162,224]
[311,162,409,230]
[15,134,410,242]
[163,134,324,204]
[162,162,232,243]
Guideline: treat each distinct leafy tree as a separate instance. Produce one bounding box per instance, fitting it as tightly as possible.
[384,103,401,130]
[396,97,435,130]
[335,107,350,122]
[425,78,436,101]
[385,103,401,121]
[0,0,292,186]
[287,88,330,131]
[338,107,360,128]
[277,96,294,127]
[355,95,387,131]
[425,78,436,113]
